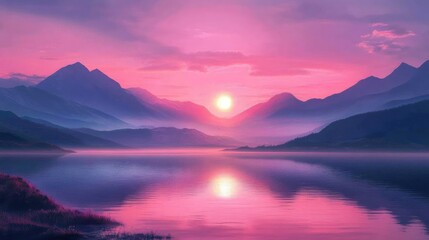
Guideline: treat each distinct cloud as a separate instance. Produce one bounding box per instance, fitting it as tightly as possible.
[358,41,407,54]
[0,0,179,58]
[363,28,415,40]
[6,72,45,82]
[358,23,415,54]
[370,29,415,39]
[371,22,389,27]
[139,51,310,76]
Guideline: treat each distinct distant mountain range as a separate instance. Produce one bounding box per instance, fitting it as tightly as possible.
[0,110,237,150]
[1,60,429,150]
[0,132,66,152]
[77,127,239,148]
[36,62,222,126]
[37,63,158,119]
[0,62,238,151]
[241,100,429,151]
[129,87,222,124]
[0,86,127,129]
[231,60,429,143]
[234,62,419,123]
[0,110,121,148]
[0,62,224,132]
[0,77,36,88]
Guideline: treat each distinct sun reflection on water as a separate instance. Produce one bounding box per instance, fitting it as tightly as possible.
[211,174,238,199]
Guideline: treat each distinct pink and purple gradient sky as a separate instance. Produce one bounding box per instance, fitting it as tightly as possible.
[1,0,428,116]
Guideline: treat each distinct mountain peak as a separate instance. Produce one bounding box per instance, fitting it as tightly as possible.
[389,62,416,75]
[380,61,417,83]
[398,62,413,69]
[66,62,89,72]
[90,68,102,74]
[269,92,301,104]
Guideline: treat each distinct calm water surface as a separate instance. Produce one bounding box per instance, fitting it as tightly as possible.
[1,149,429,240]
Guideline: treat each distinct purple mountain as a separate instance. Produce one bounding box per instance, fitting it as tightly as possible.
[233,62,419,123]
[128,87,222,124]
[0,86,127,129]
[232,92,304,123]
[37,62,221,126]
[37,62,157,119]
[77,127,239,148]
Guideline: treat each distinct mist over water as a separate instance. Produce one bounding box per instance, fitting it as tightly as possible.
[1,149,429,240]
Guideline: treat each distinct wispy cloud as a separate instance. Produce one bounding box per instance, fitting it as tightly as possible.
[358,23,415,54]
[6,72,45,82]
[139,51,312,76]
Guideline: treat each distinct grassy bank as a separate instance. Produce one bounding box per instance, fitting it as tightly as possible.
[0,173,170,240]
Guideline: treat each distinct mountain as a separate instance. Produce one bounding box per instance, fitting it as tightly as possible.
[0,111,121,148]
[128,87,222,123]
[77,127,239,148]
[0,132,66,152]
[36,62,222,126]
[232,92,304,123]
[373,60,429,101]
[0,77,34,88]
[37,62,164,120]
[269,100,429,150]
[317,62,416,105]
[234,62,418,123]
[0,85,127,129]
[337,60,429,116]
[229,61,425,144]
[383,94,429,109]
[0,73,43,88]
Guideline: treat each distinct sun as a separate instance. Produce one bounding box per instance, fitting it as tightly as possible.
[215,94,233,111]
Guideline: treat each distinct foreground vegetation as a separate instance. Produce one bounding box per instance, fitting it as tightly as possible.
[0,173,170,240]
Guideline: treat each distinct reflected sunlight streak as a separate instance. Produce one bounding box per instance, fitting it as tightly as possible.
[211,175,238,199]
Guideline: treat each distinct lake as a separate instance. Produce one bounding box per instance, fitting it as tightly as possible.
[1,149,429,240]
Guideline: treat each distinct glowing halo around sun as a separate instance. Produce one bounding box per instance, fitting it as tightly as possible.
[215,94,233,112]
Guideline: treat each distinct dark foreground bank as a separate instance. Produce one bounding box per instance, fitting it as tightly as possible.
[0,173,170,240]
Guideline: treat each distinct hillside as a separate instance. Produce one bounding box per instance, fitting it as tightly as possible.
[272,100,429,150]
[0,132,67,152]
[0,111,121,149]
[0,86,127,129]
[78,127,239,148]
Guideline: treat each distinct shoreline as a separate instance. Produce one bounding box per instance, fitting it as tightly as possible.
[0,173,170,240]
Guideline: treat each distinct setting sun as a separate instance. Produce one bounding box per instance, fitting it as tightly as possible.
[215,94,233,112]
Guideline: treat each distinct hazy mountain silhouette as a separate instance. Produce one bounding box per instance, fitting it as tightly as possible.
[232,92,304,123]
[0,86,127,129]
[383,94,429,109]
[0,78,34,88]
[0,111,121,148]
[234,62,418,122]
[0,132,66,152]
[36,62,222,127]
[229,61,426,144]
[128,87,222,123]
[77,127,239,148]
[37,62,159,119]
[267,100,429,150]
[350,60,429,111]
[314,62,416,106]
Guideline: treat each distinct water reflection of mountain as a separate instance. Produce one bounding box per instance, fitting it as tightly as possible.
[1,152,428,234]
[0,154,198,208]
[234,153,429,232]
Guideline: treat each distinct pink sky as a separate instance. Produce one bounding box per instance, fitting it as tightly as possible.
[1,0,428,116]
